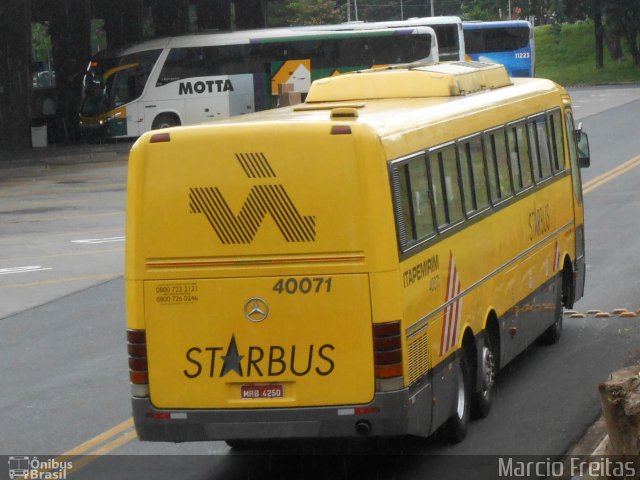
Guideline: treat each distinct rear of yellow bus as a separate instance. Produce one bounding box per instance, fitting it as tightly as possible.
[126,116,418,441]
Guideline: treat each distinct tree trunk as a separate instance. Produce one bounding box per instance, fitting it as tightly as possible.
[598,365,640,456]
[593,0,604,68]
[604,28,623,61]
[626,31,640,66]
[150,0,190,37]
[49,0,91,141]
[234,0,265,29]
[100,0,143,51]
[0,0,32,151]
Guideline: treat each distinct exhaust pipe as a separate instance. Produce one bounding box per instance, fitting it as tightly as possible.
[355,420,372,436]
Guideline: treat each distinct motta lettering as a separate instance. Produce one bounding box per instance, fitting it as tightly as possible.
[183,335,335,379]
[178,79,234,95]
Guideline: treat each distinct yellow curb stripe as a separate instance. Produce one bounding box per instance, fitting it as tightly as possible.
[583,154,640,189]
[0,248,124,262]
[67,430,139,475]
[26,419,135,477]
[583,155,640,194]
[0,273,120,289]
[62,418,134,457]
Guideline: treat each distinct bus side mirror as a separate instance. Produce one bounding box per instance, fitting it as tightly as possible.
[575,126,590,168]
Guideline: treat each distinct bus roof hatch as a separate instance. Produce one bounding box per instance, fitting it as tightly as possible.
[305,61,512,103]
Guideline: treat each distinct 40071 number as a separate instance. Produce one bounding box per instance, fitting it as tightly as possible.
[272,277,332,295]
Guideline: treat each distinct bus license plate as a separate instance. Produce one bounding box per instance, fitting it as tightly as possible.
[240,384,284,399]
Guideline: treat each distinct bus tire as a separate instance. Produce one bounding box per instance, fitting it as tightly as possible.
[472,332,497,419]
[152,113,180,130]
[441,351,470,443]
[540,273,565,345]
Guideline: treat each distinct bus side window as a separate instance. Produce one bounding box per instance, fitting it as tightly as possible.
[157,47,202,85]
[460,136,489,214]
[396,157,435,247]
[535,117,553,179]
[493,128,514,199]
[483,132,501,203]
[397,164,417,243]
[429,151,448,228]
[408,157,436,240]
[515,123,534,188]
[506,126,523,191]
[460,141,476,213]
[508,122,533,190]
[527,121,542,182]
[441,145,464,224]
[548,111,565,173]
[470,136,490,210]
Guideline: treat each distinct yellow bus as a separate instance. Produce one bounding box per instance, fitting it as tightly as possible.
[125,61,590,445]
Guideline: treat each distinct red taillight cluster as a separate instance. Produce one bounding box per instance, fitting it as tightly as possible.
[127,329,148,386]
[373,321,403,380]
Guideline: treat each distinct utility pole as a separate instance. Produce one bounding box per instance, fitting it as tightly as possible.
[430,0,434,16]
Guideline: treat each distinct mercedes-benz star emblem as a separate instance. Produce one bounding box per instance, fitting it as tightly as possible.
[244,297,269,322]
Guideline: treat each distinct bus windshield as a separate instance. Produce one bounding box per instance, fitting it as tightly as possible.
[80,49,161,117]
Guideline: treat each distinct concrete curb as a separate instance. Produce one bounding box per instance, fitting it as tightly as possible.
[0,141,133,170]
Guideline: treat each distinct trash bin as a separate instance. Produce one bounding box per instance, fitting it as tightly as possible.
[31,118,47,148]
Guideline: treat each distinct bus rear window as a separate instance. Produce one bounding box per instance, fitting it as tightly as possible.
[464,27,530,54]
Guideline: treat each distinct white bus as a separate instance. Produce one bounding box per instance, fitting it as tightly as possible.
[300,16,465,61]
[79,24,438,139]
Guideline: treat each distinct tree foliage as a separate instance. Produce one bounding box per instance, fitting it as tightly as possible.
[32,22,52,66]
[461,0,640,68]
[267,0,345,26]
[602,0,640,66]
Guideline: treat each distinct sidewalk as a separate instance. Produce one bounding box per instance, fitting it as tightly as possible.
[0,140,133,170]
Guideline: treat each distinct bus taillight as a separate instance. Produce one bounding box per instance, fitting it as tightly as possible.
[127,329,149,397]
[373,321,404,392]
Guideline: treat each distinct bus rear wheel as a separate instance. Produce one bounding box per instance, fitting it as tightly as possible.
[152,113,180,130]
[441,352,470,443]
[472,333,497,419]
[540,272,566,345]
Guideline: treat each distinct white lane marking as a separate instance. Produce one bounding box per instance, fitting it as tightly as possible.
[71,236,125,245]
[0,266,52,275]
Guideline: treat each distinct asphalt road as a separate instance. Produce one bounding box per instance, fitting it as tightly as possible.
[2,85,640,480]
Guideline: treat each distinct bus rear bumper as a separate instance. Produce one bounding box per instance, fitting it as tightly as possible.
[132,384,432,442]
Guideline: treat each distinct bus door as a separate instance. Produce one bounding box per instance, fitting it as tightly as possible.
[564,107,587,302]
[104,63,145,137]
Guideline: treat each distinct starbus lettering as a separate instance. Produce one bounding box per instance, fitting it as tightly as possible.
[529,202,551,240]
[178,79,234,95]
[183,335,335,379]
[403,254,439,288]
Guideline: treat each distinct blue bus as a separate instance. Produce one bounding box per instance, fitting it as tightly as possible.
[463,20,535,77]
